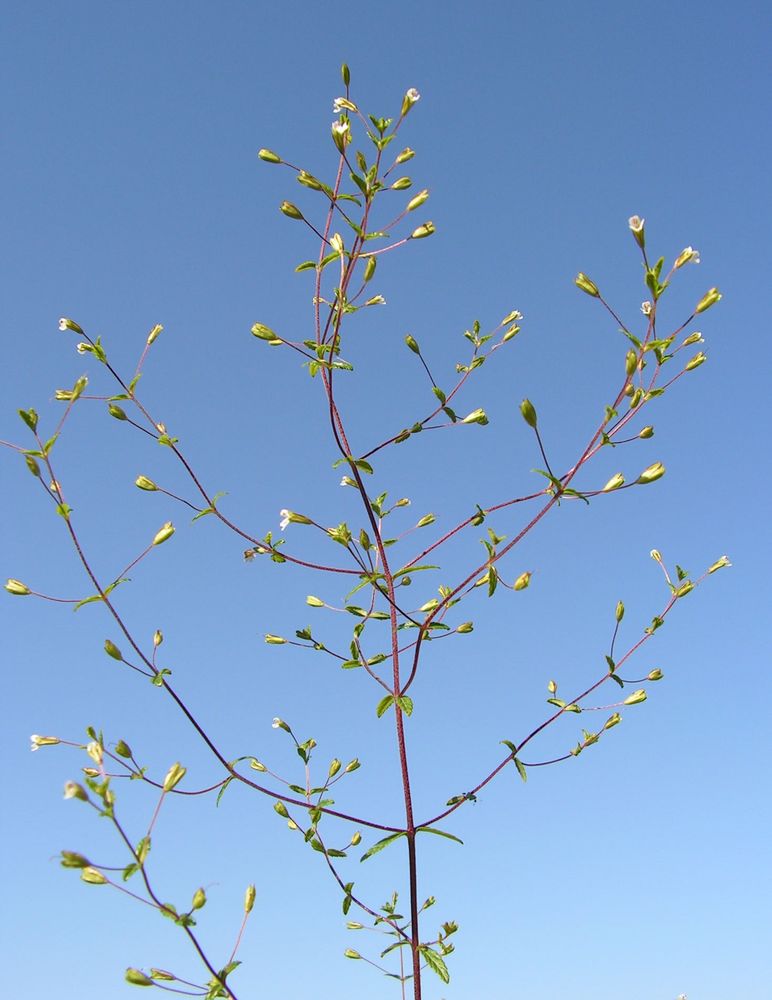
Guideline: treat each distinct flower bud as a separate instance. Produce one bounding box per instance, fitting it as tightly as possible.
[306,595,325,608]
[647,669,664,681]
[406,189,429,212]
[708,555,731,574]
[60,851,90,868]
[258,148,281,164]
[390,176,412,191]
[64,781,88,801]
[519,398,537,428]
[274,801,289,818]
[350,831,362,846]
[241,884,257,915]
[604,712,622,730]
[328,758,342,778]
[547,679,557,694]
[410,221,435,239]
[86,741,103,765]
[58,317,84,334]
[251,322,281,342]
[152,521,175,545]
[461,408,488,425]
[250,758,267,772]
[264,634,287,644]
[125,968,154,986]
[636,462,665,485]
[396,147,415,164]
[5,579,31,596]
[191,888,206,910]
[345,758,360,772]
[514,571,531,591]
[329,233,344,255]
[650,549,663,563]
[115,740,132,758]
[625,350,638,376]
[363,257,377,282]
[153,629,163,647]
[272,717,291,731]
[405,334,421,354]
[162,762,186,792]
[638,426,654,439]
[602,473,625,492]
[456,621,474,634]
[623,689,647,706]
[575,273,600,297]
[331,119,350,151]
[150,970,176,982]
[681,331,703,346]
[341,62,351,85]
[147,324,163,345]
[695,287,721,313]
[615,600,625,622]
[685,352,707,371]
[280,201,303,221]
[104,639,123,661]
[344,949,362,960]
[108,404,127,421]
[628,215,645,248]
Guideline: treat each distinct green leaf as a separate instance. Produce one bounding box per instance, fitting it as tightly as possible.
[376,694,394,718]
[396,695,413,716]
[514,757,528,783]
[216,777,234,807]
[360,831,406,862]
[18,408,39,432]
[420,946,450,984]
[416,826,463,845]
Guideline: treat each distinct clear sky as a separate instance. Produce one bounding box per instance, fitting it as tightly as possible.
[2,2,769,999]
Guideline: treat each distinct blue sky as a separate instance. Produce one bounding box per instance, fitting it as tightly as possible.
[2,2,769,998]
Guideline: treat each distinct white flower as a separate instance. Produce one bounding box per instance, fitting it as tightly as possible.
[58,318,69,331]
[641,301,653,315]
[628,215,644,233]
[31,734,60,751]
[279,509,291,531]
[340,476,356,487]
[331,120,350,137]
[272,717,281,728]
[406,88,421,104]
[76,342,90,354]
[364,295,386,306]
[332,97,357,114]
[675,246,700,269]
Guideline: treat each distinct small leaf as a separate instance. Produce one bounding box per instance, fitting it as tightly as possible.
[376,694,395,718]
[360,831,406,863]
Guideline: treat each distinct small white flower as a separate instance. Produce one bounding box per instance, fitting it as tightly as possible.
[76,342,90,354]
[340,476,356,487]
[58,318,68,331]
[279,509,291,531]
[628,215,644,233]
[675,246,700,269]
[331,120,350,137]
[641,301,653,315]
[406,88,421,104]
[364,295,386,306]
[332,97,357,114]
[31,734,60,751]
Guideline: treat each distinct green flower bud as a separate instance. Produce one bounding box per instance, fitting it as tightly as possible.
[350,831,362,846]
[685,352,707,371]
[153,629,163,647]
[125,968,154,986]
[104,639,123,661]
[708,555,731,574]
[280,201,304,221]
[30,734,60,750]
[297,171,322,190]
[547,679,558,694]
[108,404,127,421]
[344,949,362,960]
[575,273,600,297]
[675,580,694,598]
[602,473,625,492]
[405,334,421,354]
[341,62,350,86]
[162,762,186,792]
[461,407,488,425]
[150,970,176,982]
[647,669,664,681]
[274,801,289,818]
[629,387,643,409]
[152,521,175,545]
[5,579,31,596]
[410,221,435,239]
[625,350,638,376]
[135,475,158,492]
[514,571,531,591]
[363,257,377,282]
[416,513,435,527]
[674,246,700,269]
[115,740,132,758]
[502,323,521,342]
[251,322,281,343]
[456,621,474,634]
[406,188,429,212]
[615,600,625,622]
[328,758,342,778]
[695,287,722,313]
[306,595,325,608]
[519,398,537,428]
[604,712,622,730]
[250,758,267,772]
[191,888,206,910]
[265,634,287,644]
[636,462,665,485]
[60,851,90,868]
[395,147,415,164]
[244,884,256,913]
[639,426,654,439]
[682,331,703,346]
[81,866,107,885]
[345,758,360,772]
[64,781,88,801]
[147,324,163,345]
[390,176,412,190]
[623,689,647,706]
